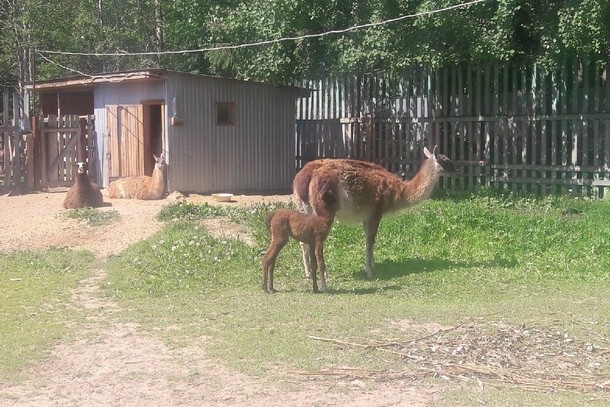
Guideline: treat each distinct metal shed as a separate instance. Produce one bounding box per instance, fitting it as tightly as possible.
[28,69,301,194]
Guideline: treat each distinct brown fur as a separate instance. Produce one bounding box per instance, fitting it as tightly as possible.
[262,208,334,293]
[63,163,104,209]
[293,146,456,278]
[107,153,166,200]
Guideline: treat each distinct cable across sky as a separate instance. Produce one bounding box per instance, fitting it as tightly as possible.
[37,0,489,57]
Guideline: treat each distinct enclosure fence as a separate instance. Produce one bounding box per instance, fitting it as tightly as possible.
[296,61,610,197]
[0,90,26,193]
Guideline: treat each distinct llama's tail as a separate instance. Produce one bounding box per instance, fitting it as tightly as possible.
[292,165,314,207]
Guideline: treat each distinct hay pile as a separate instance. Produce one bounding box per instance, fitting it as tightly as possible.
[301,318,610,394]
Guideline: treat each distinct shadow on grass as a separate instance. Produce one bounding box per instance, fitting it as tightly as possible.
[350,256,518,281]
[324,285,404,295]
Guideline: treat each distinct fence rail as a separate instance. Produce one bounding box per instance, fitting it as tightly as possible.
[296,61,610,197]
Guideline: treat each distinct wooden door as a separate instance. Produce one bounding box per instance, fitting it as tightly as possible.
[106,105,146,180]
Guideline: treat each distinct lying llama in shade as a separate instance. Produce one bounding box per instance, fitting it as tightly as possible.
[107,153,167,200]
[293,146,456,279]
[63,162,104,209]
[262,207,335,293]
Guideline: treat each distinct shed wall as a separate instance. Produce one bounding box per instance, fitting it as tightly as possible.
[93,80,167,186]
[92,74,297,193]
[166,75,297,193]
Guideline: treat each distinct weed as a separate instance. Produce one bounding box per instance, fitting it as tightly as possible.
[63,207,121,226]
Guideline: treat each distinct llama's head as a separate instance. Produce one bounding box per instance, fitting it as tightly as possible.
[75,162,86,174]
[153,152,167,171]
[424,146,457,175]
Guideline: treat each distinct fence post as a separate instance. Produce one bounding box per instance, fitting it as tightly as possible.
[25,132,34,190]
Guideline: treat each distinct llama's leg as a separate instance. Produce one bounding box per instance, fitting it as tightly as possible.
[296,202,315,279]
[308,244,319,292]
[314,241,327,292]
[262,252,272,293]
[299,242,314,278]
[262,239,286,293]
[363,214,382,278]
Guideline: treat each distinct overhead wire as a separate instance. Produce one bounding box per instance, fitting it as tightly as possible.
[37,0,488,57]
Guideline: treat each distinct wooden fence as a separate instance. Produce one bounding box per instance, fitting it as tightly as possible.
[296,61,610,197]
[0,90,26,194]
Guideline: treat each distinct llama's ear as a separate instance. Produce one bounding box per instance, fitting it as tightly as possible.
[153,153,159,161]
[432,145,438,156]
[424,147,432,158]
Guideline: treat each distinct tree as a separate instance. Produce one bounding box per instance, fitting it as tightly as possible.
[1,0,610,87]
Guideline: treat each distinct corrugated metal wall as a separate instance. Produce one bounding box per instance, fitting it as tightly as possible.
[166,74,298,193]
[93,74,298,193]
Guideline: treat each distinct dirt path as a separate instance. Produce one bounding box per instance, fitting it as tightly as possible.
[0,191,433,406]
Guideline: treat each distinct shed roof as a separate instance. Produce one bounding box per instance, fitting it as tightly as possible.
[25,69,307,95]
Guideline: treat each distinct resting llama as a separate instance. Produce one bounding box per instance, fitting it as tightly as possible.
[63,162,104,209]
[293,146,456,278]
[262,208,335,293]
[107,153,166,200]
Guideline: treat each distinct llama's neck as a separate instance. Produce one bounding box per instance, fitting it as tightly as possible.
[149,167,165,193]
[77,173,91,189]
[395,159,441,209]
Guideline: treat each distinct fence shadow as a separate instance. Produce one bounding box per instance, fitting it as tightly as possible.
[350,256,518,282]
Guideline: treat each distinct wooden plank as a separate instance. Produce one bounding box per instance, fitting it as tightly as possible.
[2,91,9,187]
[592,64,601,196]
[40,117,47,189]
[537,65,546,194]
[571,60,579,192]
[560,62,569,193]
[511,65,519,192]
[605,62,610,198]
[531,65,539,194]
[582,62,590,192]
[47,115,59,183]
[12,94,21,188]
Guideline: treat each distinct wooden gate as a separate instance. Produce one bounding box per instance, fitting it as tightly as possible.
[39,114,94,189]
[106,105,146,181]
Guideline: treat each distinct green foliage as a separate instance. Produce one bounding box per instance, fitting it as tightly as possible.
[158,0,610,80]
[0,248,95,378]
[3,0,610,85]
[62,208,121,226]
[106,221,261,295]
[156,201,229,222]
[114,195,610,301]
[112,201,293,296]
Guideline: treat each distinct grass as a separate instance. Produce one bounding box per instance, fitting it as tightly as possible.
[2,191,609,404]
[0,248,96,381]
[103,192,610,404]
[62,207,121,226]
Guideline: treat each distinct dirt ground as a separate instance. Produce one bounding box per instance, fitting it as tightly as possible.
[0,191,435,407]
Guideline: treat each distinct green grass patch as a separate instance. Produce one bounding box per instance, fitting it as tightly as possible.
[105,194,610,403]
[62,207,121,226]
[0,248,96,380]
